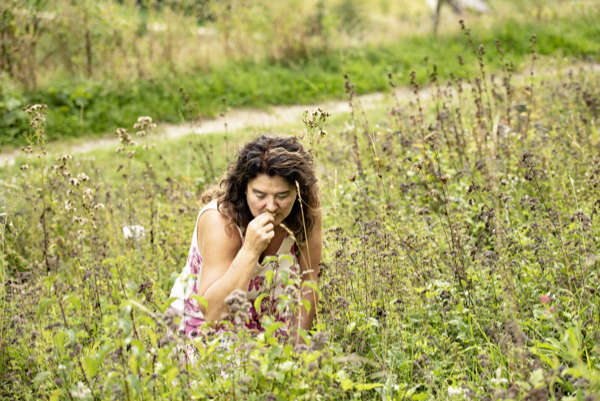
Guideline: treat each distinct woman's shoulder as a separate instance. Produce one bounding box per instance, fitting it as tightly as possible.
[197,202,242,249]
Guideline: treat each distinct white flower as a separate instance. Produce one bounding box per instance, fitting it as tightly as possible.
[448,386,467,397]
[83,188,93,201]
[123,225,146,241]
[71,381,92,400]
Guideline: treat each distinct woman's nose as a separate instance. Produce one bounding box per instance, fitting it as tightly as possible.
[265,197,278,212]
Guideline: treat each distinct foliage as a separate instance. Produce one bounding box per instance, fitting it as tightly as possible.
[1,8,599,148]
[2,27,600,401]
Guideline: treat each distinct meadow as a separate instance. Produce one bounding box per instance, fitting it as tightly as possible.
[1,0,599,147]
[2,32,600,399]
[2,1,600,400]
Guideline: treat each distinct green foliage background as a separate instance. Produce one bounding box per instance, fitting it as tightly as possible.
[1,0,598,148]
[1,1,600,400]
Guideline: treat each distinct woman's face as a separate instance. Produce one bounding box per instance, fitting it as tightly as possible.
[246,174,297,225]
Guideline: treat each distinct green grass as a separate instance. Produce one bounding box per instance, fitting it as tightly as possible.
[2,11,598,149]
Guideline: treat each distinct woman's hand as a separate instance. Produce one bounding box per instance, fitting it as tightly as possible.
[243,212,275,256]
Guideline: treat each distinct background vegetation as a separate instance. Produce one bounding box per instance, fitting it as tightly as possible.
[1,0,598,147]
[1,1,600,400]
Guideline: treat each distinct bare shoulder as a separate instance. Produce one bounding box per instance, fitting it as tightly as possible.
[197,209,242,256]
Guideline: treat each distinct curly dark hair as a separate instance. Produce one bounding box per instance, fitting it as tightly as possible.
[204,135,319,244]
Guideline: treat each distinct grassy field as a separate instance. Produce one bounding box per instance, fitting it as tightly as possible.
[1,1,599,148]
[2,36,600,399]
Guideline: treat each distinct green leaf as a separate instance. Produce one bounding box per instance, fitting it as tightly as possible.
[264,321,284,339]
[279,254,293,264]
[37,297,56,319]
[339,378,354,391]
[127,374,142,396]
[82,355,99,378]
[161,297,178,313]
[166,367,179,384]
[296,328,309,345]
[265,270,275,287]
[254,293,268,314]
[301,299,311,314]
[54,330,67,350]
[193,295,208,310]
[355,382,383,391]
[63,294,81,310]
[262,255,278,265]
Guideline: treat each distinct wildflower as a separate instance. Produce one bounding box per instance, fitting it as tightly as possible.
[224,289,251,327]
[539,294,551,304]
[71,382,92,400]
[82,188,93,201]
[133,116,157,136]
[448,385,467,397]
[93,203,105,210]
[20,164,29,170]
[123,225,146,241]
[77,173,90,182]
[310,331,328,351]
[70,177,80,186]
[64,200,74,211]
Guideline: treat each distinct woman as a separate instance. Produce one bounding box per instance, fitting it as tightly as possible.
[168,135,321,343]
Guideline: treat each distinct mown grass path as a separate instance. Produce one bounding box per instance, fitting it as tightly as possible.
[1,62,598,168]
[0,92,393,167]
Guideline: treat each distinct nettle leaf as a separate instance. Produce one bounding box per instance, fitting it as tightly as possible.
[254,293,268,314]
[265,270,275,287]
[264,321,284,340]
[82,355,100,378]
[191,294,208,310]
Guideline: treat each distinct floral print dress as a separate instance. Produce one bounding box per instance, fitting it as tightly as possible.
[168,200,300,338]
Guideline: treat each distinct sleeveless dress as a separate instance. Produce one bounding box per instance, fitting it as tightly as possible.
[168,200,300,338]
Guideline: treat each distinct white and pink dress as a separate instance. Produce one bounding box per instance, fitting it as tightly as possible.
[168,200,300,338]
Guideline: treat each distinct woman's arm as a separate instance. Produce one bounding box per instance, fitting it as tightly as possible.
[295,208,322,339]
[195,209,274,320]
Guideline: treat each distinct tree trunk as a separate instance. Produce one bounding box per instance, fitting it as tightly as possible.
[85,28,93,78]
